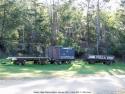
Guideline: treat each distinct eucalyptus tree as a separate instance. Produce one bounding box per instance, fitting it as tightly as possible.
[57,0,84,50]
[109,0,125,57]
[0,0,18,53]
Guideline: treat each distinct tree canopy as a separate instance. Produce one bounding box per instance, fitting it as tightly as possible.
[0,0,124,58]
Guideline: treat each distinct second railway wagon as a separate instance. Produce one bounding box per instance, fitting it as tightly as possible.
[86,55,115,65]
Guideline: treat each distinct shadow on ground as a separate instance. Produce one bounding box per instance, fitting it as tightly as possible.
[0,59,125,77]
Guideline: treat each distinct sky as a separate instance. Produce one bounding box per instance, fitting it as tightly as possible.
[38,0,121,12]
[105,0,121,11]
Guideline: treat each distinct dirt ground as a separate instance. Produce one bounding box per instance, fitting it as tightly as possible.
[0,75,125,94]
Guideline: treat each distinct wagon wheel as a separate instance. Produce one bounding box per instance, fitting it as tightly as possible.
[66,61,71,64]
[33,61,38,64]
[68,61,71,64]
[50,60,55,64]
[103,62,106,64]
[61,61,66,64]
[39,61,46,65]
[105,61,111,65]
[88,60,95,64]
[14,60,21,65]
[15,60,25,66]
[21,61,25,65]
[13,60,18,65]
[56,61,62,65]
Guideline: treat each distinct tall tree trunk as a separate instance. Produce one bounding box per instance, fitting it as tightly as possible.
[87,0,90,49]
[1,5,5,38]
[50,0,60,46]
[96,0,100,55]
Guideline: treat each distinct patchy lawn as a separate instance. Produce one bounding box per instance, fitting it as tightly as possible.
[0,59,125,78]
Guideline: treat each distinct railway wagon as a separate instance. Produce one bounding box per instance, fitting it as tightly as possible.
[7,57,48,65]
[7,46,75,65]
[86,55,115,65]
[46,46,75,64]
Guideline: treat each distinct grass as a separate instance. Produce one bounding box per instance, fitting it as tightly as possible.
[0,59,125,78]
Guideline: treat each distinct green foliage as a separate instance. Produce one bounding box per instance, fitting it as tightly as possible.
[0,0,124,57]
